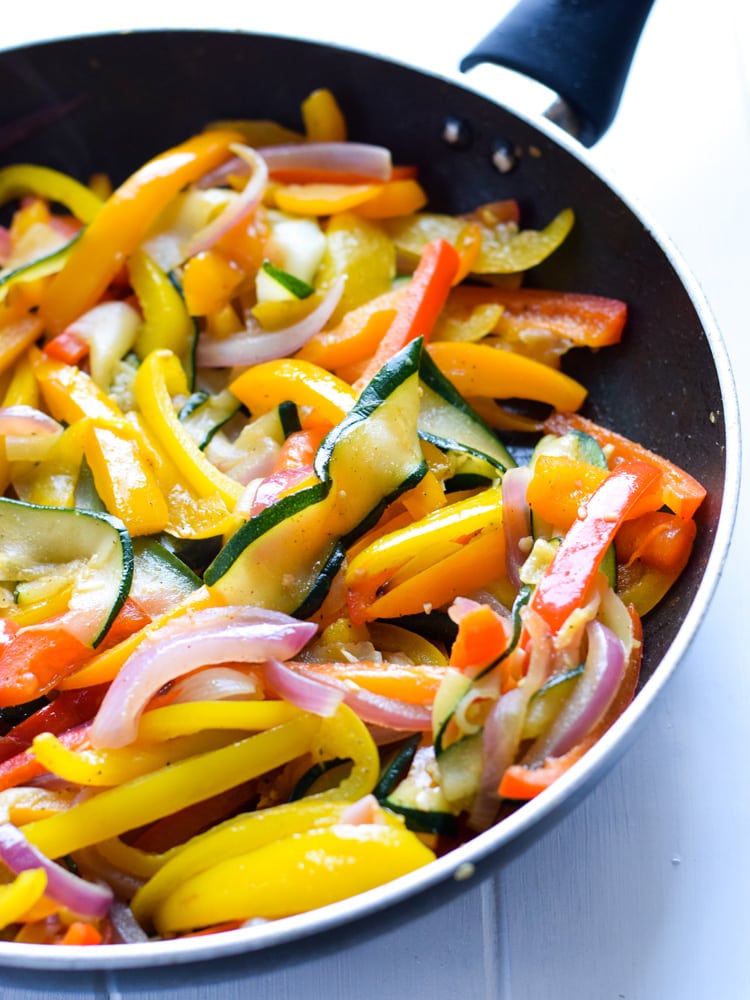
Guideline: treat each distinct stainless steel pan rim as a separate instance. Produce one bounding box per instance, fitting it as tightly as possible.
[0,23,740,973]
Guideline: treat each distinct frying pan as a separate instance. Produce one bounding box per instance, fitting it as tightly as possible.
[0,0,739,979]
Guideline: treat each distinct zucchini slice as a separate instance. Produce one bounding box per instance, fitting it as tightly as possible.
[383,745,460,837]
[0,497,133,647]
[418,348,516,479]
[205,339,428,616]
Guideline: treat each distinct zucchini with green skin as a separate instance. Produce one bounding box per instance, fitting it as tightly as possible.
[418,349,515,481]
[0,496,133,647]
[178,389,242,450]
[383,744,460,837]
[205,339,428,616]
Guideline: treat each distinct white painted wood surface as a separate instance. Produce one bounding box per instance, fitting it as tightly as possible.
[1,1,747,996]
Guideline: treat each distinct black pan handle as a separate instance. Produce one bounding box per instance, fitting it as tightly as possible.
[460,0,656,146]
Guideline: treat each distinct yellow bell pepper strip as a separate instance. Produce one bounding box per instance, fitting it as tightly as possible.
[302,88,347,142]
[0,351,39,493]
[230,356,358,427]
[22,713,322,859]
[130,704,380,924]
[529,459,663,636]
[39,129,244,336]
[346,486,506,624]
[385,207,574,274]
[426,341,587,412]
[0,164,103,225]
[316,211,396,324]
[545,411,707,519]
[80,419,170,536]
[30,728,235,787]
[0,787,77,826]
[128,249,196,363]
[152,820,435,933]
[353,238,460,391]
[9,421,85,509]
[133,349,243,510]
[0,867,47,928]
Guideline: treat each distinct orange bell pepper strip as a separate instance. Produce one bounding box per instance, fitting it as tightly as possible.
[529,459,662,636]
[427,340,588,412]
[526,455,609,530]
[449,603,509,676]
[60,922,104,946]
[292,660,447,706]
[545,411,707,519]
[0,309,43,378]
[615,510,697,576]
[446,285,627,348]
[353,238,460,391]
[353,179,428,219]
[271,426,331,472]
[230,357,358,427]
[295,288,402,370]
[273,182,385,216]
[39,129,243,335]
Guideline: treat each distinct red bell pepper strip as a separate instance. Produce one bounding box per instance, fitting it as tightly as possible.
[42,328,90,365]
[530,460,662,635]
[0,685,108,764]
[447,285,627,348]
[545,411,706,519]
[353,238,459,390]
[0,723,90,792]
[0,599,150,708]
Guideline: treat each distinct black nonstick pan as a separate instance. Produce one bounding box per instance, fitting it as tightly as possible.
[0,0,739,978]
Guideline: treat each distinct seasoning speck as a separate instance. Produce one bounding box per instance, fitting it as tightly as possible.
[442,116,473,150]
[453,861,475,882]
[490,138,517,174]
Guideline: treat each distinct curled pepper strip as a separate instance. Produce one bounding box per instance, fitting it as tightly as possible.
[0,867,47,927]
[22,713,322,859]
[130,704,380,926]
[153,820,435,934]
[0,164,103,224]
[134,349,243,510]
[40,129,244,335]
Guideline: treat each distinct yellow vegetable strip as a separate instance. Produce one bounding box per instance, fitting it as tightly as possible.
[22,714,322,859]
[134,349,243,508]
[129,249,195,360]
[153,822,435,933]
[0,163,103,224]
[0,868,48,927]
[130,704,379,924]
[136,700,302,742]
[30,729,236,787]
[230,357,358,426]
[40,129,244,335]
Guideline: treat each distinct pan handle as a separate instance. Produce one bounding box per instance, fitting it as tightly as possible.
[459,0,655,147]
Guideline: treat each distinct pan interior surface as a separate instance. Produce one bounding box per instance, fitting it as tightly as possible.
[0,28,737,972]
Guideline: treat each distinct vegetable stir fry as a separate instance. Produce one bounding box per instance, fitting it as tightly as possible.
[0,89,705,945]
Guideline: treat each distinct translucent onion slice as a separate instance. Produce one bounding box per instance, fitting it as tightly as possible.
[264,657,344,717]
[502,465,532,589]
[196,276,345,368]
[0,822,113,919]
[526,619,626,763]
[0,405,62,437]
[90,606,317,749]
[290,664,432,731]
[259,141,392,181]
[183,144,268,258]
[169,665,262,704]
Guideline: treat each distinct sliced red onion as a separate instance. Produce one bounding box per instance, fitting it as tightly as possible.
[468,685,527,831]
[0,822,113,919]
[264,657,344,717]
[90,606,317,749]
[338,794,383,826]
[108,900,149,943]
[196,276,345,368]
[0,405,62,437]
[502,466,532,589]
[290,664,432,731]
[525,619,626,763]
[258,142,392,181]
[169,666,262,704]
[183,144,268,258]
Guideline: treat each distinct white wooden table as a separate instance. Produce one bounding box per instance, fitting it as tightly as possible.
[1,1,747,996]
